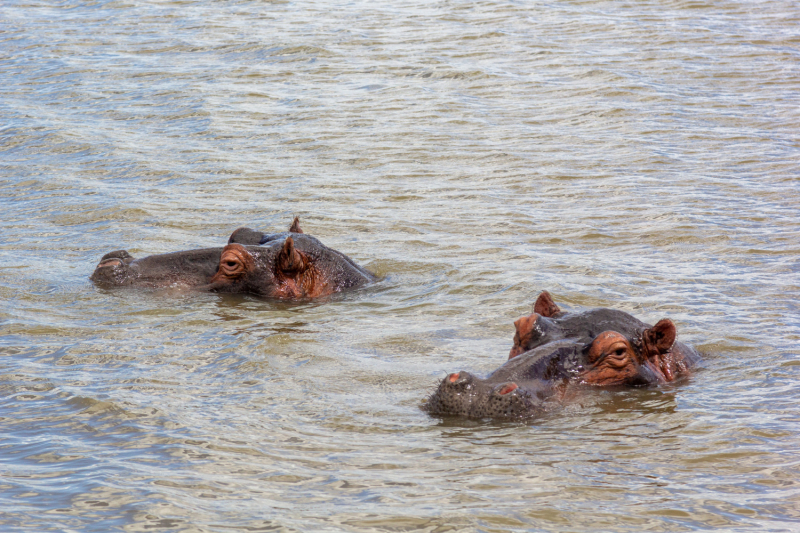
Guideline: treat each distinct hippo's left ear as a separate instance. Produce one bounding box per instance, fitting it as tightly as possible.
[277,236,309,275]
[288,217,303,234]
[642,319,676,357]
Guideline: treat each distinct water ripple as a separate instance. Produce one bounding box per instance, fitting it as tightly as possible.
[1,0,799,531]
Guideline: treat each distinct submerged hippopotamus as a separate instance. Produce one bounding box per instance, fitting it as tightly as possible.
[425,292,699,420]
[90,218,375,299]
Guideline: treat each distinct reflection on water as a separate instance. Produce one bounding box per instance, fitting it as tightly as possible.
[1,0,799,531]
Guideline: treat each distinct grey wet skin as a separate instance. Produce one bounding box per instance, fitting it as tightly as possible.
[91,220,375,298]
[90,248,222,288]
[425,293,700,421]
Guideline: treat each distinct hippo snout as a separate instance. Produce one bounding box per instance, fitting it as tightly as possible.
[425,372,541,420]
[482,381,537,419]
[425,371,480,418]
[91,250,134,287]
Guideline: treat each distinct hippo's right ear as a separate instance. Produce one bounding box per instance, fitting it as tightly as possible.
[642,319,677,358]
[533,291,561,318]
[276,236,308,275]
[288,217,303,234]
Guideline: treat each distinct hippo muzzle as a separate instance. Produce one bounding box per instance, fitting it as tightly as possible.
[90,250,136,287]
[426,371,548,421]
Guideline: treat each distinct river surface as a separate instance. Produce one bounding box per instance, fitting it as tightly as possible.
[1,0,799,531]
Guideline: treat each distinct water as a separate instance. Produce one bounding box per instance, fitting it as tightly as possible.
[1,0,799,531]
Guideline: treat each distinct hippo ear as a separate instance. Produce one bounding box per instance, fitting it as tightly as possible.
[510,314,538,359]
[533,291,561,318]
[642,319,676,357]
[288,217,303,234]
[277,236,308,275]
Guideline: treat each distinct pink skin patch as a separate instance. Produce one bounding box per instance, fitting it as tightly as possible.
[98,259,122,268]
[497,383,518,395]
[449,373,460,383]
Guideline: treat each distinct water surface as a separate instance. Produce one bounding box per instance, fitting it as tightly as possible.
[1,0,799,531]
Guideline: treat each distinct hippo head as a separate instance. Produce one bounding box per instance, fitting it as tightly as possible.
[579,318,683,385]
[204,232,373,298]
[508,291,657,359]
[426,293,698,420]
[91,218,375,298]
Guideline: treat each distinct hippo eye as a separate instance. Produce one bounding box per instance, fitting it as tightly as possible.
[614,348,625,356]
[219,255,245,276]
[213,245,253,282]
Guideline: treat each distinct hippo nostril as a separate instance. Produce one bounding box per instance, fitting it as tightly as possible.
[444,372,474,389]
[98,259,122,268]
[497,383,518,395]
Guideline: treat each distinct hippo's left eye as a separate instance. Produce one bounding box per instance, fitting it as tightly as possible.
[212,244,254,282]
[218,253,246,277]
[614,348,625,356]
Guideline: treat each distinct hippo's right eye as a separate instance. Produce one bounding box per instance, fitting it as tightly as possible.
[226,261,237,268]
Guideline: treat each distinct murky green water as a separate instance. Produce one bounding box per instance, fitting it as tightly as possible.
[2,0,799,531]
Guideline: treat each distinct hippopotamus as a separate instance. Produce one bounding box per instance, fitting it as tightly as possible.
[90,218,376,299]
[425,292,700,420]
